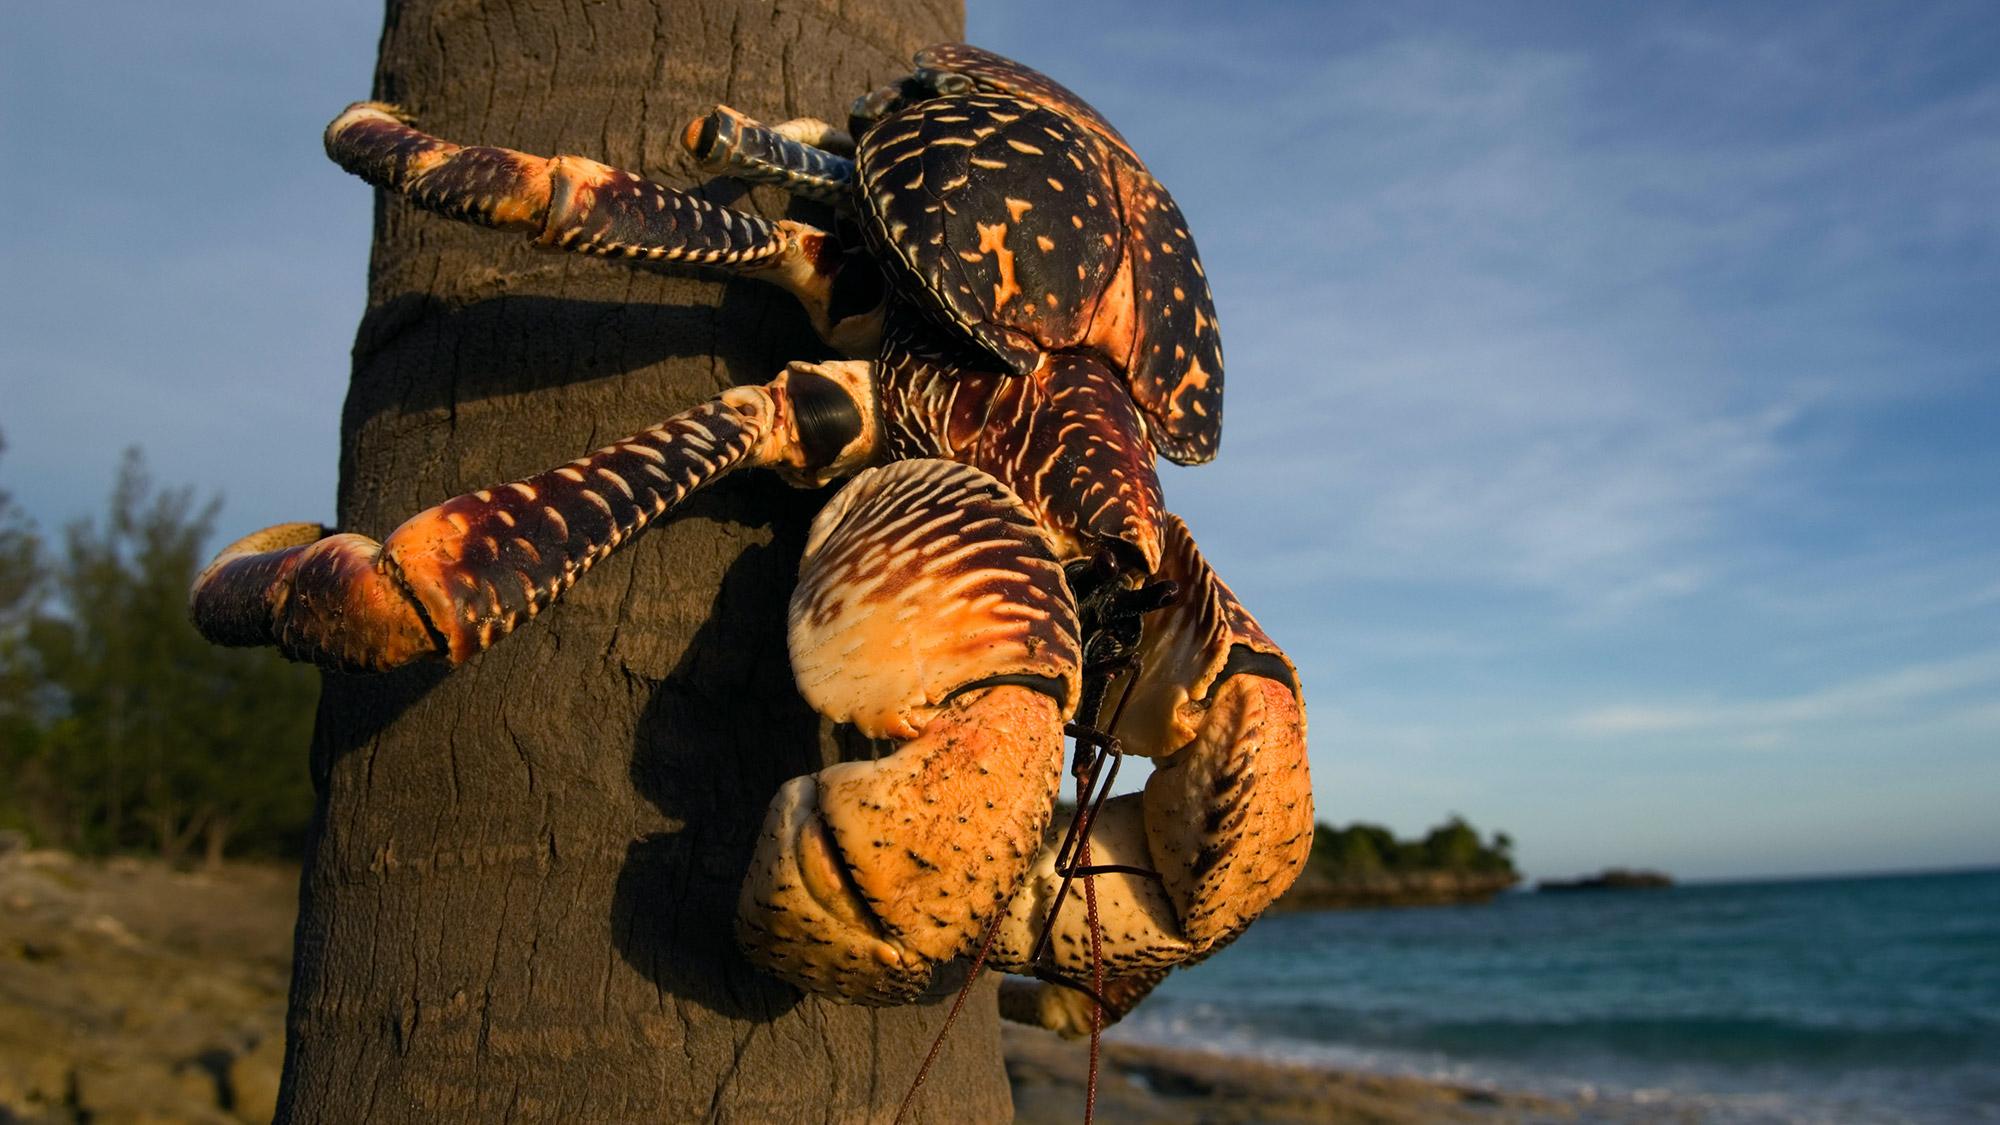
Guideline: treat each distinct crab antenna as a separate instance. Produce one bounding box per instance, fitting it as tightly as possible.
[893,912,1006,1125]
[1027,580,1180,971]
[1082,823,1105,1125]
[1026,735,1121,971]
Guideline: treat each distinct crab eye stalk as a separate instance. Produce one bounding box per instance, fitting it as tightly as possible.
[912,68,974,96]
[850,69,976,138]
[848,82,911,134]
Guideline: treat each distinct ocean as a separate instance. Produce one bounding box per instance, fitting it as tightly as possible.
[1112,868,2000,1123]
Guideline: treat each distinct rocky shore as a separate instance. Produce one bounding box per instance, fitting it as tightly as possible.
[2,849,1585,1123]
[1537,868,1675,892]
[1275,868,1522,910]
[0,849,290,1123]
[1005,1025,1600,1124]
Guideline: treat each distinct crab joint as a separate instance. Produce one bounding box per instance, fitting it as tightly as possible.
[761,360,880,487]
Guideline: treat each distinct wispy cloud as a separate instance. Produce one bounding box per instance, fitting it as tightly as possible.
[1567,649,2000,739]
[1115,15,2000,632]
[1148,39,1807,611]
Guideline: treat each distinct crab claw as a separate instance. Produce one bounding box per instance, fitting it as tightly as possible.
[991,515,1314,1034]
[680,106,855,206]
[740,684,1066,1002]
[190,522,440,671]
[998,969,1170,1038]
[737,460,1083,1001]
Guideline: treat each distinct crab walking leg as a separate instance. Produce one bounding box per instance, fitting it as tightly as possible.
[190,362,880,672]
[323,104,873,349]
[682,107,856,208]
[764,117,856,157]
[991,515,1314,1034]
[738,460,1083,1003]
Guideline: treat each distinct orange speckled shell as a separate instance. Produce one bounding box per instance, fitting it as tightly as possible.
[738,683,1066,1004]
[1143,673,1313,951]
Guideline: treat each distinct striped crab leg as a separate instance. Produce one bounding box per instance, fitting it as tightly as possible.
[323,104,880,352]
[991,515,1315,1035]
[682,106,856,208]
[190,362,878,673]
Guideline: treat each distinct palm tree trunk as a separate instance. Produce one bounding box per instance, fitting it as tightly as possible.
[278,1,1007,1119]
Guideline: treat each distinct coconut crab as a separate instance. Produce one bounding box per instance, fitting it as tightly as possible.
[191,43,1312,1043]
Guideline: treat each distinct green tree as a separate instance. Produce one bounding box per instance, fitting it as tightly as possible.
[1326,825,1385,876]
[1302,817,1519,880]
[0,432,50,835]
[1355,822,1403,869]
[1423,815,1484,872]
[16,449,317,862]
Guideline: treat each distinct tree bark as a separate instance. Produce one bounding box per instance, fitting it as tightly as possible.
[281,2,1000,1121]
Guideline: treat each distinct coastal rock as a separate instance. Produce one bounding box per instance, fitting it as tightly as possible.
[70,1057,234,1124]
[226,1034,284,1123]
[0,848,294,1124]
[1275,868,1521,910]
[1537,868,1674,892]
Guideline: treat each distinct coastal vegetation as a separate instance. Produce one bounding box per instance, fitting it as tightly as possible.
[0,439,317,866]
[1278,817,1522,909]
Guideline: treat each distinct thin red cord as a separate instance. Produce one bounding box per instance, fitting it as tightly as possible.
[893,912,1005,1124]
[1081,824,1105,1125]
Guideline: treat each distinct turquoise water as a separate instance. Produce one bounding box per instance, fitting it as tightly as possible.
[1113,869,2000,1122]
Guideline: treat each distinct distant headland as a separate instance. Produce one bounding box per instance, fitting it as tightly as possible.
[1275,817,1521,910]
[1537,867,1675,892]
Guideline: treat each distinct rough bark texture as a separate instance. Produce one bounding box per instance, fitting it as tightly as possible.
[281,2,1002,1121]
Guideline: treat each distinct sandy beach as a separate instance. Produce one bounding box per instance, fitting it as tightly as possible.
[0,847,1644,1123]
[1004,1023,1610,1124]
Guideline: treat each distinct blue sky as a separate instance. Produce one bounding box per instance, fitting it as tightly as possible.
[4,2,1996,880]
